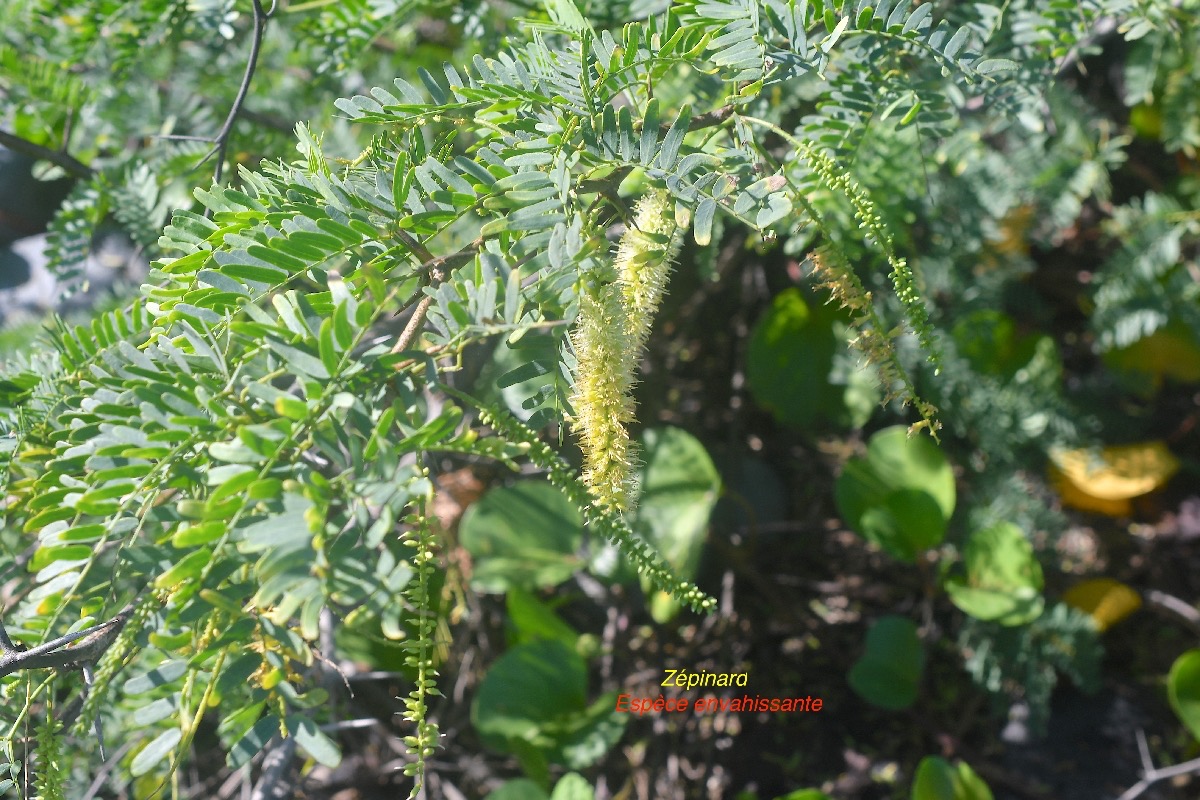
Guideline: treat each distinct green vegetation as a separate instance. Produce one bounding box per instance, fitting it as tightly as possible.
[1,0,1199,798]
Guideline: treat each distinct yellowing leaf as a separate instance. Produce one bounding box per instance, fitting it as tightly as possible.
[1105,324,1200,389]
[1049,441,1179,516]
[1062,578,1142,631]
[1048,470,1133,516]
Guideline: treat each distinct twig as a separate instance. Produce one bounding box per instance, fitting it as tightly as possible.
[0,128,92,179]
[0,598,136,678]
[1145,589,1200,637]
[656,103,735,136]
[249,737,296,800]
[319,718,380,732]
[79,740,138,800]
[390,293,436,355]
[385,235,484,356]
[1117,728,1200,800]
[200,0,275,203]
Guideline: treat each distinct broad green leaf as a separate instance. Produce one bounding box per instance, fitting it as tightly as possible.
[546,691,628,769]
[472,639,587,741]
[130,728,182,777]
[485,780,551,800]
[748,289,879,432]
[551,773,595,800]
[506,589,579,649]
[836,426,955,560]
[857,489,947,562]
[1169,649,1200,741]
[847,615,924,710]
[459,481,583,592]
[944,522,1044,626]
[911,756,993,800]
[631,427,720,622]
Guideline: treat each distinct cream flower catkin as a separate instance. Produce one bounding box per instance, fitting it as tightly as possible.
[570,189,681,510]
[617,189,682,350]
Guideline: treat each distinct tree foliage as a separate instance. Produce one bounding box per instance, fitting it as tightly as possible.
[0,0,1197,797]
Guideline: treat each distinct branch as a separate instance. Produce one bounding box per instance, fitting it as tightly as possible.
[200,0,275,194]
[387,235,483,356]
[1117,728,1200,800]
[1145,589,1200,637]
[653,103,735,138]
[249,736,297,800]
[390,292,436,355]
[0,129,93,180]
[0,599,136,678]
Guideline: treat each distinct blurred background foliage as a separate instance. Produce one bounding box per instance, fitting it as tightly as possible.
[2,0,1200,798]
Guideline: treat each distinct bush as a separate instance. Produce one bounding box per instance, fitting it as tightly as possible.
[2,0,1199,798]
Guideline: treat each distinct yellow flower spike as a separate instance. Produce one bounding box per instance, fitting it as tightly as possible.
[570,280,637,510]
[617,188,682,351]
[570,188,680,511]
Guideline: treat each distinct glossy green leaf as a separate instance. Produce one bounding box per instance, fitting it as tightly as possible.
[472,639,587,741]
[1168,649,1200,740]
[748,289,879,432]
[550,773,595,800]
[857,489,947,562]
[911,756,993,800]
[506,588,579,649]
[459,481,583,592]
[836,425,955,560]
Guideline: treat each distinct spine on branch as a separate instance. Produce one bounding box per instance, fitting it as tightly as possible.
[570,189,681,511]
